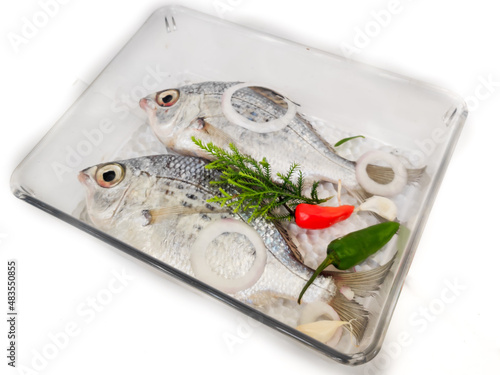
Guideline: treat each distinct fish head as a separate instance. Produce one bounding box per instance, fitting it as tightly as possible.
[140,86,205,151]
[78,160,142,229]
[78,155,215,230]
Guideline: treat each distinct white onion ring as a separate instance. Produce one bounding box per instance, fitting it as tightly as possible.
[356,150,408,197]
[221,83,297,133]
[190,219,267,294]
[298,301,343,347]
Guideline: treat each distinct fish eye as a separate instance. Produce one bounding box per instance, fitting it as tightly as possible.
[95,163,125,188]
[156,89,180,107]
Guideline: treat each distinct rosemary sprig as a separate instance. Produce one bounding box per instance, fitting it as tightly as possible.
[193,137,329,221]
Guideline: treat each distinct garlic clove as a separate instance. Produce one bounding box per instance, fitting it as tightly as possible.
[296,320,349,343]
[358,196,398,221]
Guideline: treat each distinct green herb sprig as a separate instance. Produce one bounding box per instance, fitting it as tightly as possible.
[193,137,329,221]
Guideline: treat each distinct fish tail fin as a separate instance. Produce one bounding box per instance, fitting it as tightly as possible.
[327,293,369,344]
[343,164,426,206]
[324,255,396,297]
[406,166,427,183]
[366,164,427,185]
[323,255,396,343]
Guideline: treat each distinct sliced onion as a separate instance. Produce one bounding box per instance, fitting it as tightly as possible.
[298,301,343,346]
[358,196,398,221]
[221,83,297,133]
[356,150,408,197]
[190,219,267,294]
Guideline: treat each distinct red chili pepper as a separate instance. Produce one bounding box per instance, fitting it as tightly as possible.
[295,203,355,230]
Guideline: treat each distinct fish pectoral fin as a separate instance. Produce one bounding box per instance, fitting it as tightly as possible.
[143,206,226,225]
[322,254,396,298]
[200,121,236,148]
[365,164,427,184]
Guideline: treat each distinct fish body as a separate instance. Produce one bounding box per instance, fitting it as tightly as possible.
[139,82,420,200]
[79,155,393,340]
[79,155,334,304]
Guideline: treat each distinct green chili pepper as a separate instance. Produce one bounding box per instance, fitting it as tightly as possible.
[298,221,400,303]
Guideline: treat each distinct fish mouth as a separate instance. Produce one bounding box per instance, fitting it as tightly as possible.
[78,171,90,185]
[139,98,158,113]
[78,166,96,187]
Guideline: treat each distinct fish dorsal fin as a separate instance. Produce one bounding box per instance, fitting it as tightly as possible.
[273,220,305,264]
[295,112,341,156]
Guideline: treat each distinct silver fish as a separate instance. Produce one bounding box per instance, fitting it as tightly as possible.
[78,154,393,341]
[139,82,424,202]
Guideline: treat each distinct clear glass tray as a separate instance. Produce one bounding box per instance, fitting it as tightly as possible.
[10,5,467,365]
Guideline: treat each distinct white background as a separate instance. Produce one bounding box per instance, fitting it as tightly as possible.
[1,0,499,374]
